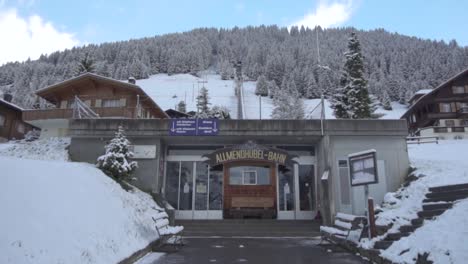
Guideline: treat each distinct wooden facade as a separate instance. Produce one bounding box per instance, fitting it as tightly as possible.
[403,68,468,134]
[223,161,277,218]
[24,73,168,122]
[0,98,37,141]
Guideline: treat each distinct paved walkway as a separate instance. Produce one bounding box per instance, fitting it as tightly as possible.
[149,237,368,264]
[176,219,322,237]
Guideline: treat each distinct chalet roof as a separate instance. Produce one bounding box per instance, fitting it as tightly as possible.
[165,109,191,118]
[36,72,169,118]
[414,89,433,95]
[0,98,24,112]
[401,67,468,119]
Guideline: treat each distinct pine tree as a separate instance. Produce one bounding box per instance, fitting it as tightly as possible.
[75,53,95,76]
[255,75,268,96]
[210,105,231,119]
[196,86,210,115]
[177,100,187,113]
[331,32,372,119]
[381,90,392,110]
[96,126,138,181]
[271,89,304,119]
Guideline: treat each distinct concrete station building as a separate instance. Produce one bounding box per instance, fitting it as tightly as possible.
[23,73,410,224]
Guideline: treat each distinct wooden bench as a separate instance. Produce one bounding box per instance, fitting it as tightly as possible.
[229,197,275,219]
[152,210,184,252]
[320,213,367,245]
[231,197,275,208]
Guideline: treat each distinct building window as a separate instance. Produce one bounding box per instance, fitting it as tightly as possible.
[0,114,5,127]
[439,103,452,113]
[102,99,121,108]
[452,86,465,94]
[229,165,270,185]
[445,120,455,127]
[242,171,257,185]
[16,123,25,134]
[434,127,448,133]
[462,120,468,127]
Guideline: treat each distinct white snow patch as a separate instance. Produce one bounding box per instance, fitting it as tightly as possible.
[381,199,468,264]
[0,137,70,161]
[359,140,468,263]
[0,156,174,264]
[137,72,335,119]
[375,102,408,119]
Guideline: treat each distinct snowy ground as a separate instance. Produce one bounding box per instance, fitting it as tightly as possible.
[0,137,70,161]
[136,72,399,120]
[0,139,180,264]
[360,140,468,263]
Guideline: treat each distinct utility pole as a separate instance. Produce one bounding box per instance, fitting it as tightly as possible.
[259,95,262,120]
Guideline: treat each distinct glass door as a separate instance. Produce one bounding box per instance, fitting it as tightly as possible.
[295,163,316,219]
[194,161,209,219]
[165,158,223,220]
[277,165,295,219]
[177,161,194,219]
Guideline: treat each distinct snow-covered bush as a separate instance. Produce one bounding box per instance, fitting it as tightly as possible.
[96,126,138,181]
[24,129,41,141]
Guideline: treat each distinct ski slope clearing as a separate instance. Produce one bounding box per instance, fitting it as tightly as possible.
[361,140,468,263]
[0,139,180,264]
[135,73,338,119]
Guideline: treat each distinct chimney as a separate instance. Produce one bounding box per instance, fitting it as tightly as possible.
[3,93,12,103]
[128,77,136,85]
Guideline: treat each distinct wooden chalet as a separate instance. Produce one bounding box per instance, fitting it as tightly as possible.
[23,73,169,137]
[0,95,37,142]
[402,68,468,138]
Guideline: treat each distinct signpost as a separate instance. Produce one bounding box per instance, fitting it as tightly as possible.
[348,149,378,238]
[169,119,219,136]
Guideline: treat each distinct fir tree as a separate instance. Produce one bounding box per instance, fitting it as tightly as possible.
[381,90,392,110]
[75,53,95,76]
[196,86,210,115]
[271,89,304,119]
[255,75,268,96]
[177,100,187,113]
[210,105,231,119]
[96,126,138,181]
[331,32,372,119]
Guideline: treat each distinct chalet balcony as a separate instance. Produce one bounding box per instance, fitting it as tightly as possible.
[23,107,141,122]
[427,112,457,119]
[458,107,468,117]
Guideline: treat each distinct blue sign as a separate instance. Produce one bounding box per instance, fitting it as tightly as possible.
[169,119,219,136]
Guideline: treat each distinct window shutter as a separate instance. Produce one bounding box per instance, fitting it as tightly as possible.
[95,99,102,107]
[60,100,67,109]
[120,98,127,107]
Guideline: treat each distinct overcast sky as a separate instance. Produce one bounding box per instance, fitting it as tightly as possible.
[1,0,467,65]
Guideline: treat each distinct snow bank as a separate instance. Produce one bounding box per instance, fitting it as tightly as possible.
[0,137,70,161]
[359,140,468,263]
[374,102,408,119]
[375,140,468,227]
[0,156,165,264]
[381,199,468,264]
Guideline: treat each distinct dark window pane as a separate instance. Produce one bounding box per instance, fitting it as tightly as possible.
[165,162,180,209]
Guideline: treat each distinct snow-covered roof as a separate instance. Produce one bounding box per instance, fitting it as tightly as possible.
[414,89,433,95]
[0,98,24,111]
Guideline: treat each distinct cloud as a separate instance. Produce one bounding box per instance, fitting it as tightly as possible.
[290,0,355,29]
[0,9,79,65]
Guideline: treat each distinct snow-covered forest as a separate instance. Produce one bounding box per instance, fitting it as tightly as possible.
[0,25,467,107]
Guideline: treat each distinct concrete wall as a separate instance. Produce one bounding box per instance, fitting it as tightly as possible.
[327,135,409,216]
[69,137,161,193]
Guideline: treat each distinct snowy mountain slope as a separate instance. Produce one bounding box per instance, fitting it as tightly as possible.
[0,139,179,264]
[360,140,468,263]
[137,73,402,119]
